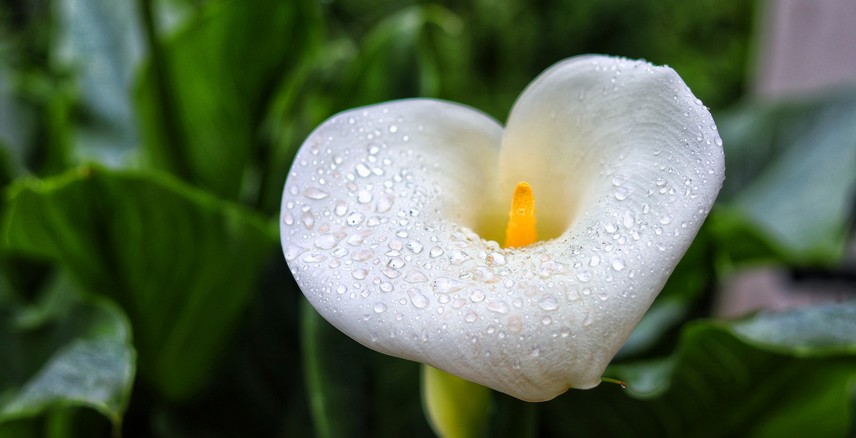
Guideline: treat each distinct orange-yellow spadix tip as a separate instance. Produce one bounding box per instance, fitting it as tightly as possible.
[504,181,537,248]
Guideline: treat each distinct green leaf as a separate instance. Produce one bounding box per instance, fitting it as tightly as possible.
[148,268,311,436]
[0,60,74,177]
[54,0,143,166]
[715,89,856,265]
[0,274,135,427]
[135,0,323,200]
[343,4,466,105]
[543,303,856,436]
[1,165,277,401]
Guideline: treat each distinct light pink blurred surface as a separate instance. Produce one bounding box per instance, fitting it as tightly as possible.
[754,0,856,98]
[718,0,856,318]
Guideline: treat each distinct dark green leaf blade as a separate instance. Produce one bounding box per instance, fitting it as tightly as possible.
[2,165,277,401]
[134,0,323,200]
[0,275,135,427]
[300,299,433,438]
[544,303,856,436]
[715,90,856,265]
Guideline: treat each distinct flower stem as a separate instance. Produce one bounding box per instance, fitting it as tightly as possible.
[422,365,491,438]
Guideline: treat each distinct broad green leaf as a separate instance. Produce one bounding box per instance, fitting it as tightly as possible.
[55,0,143,166]
[149,268,310,436]
[0,61,73,177]
[342,4,467,105]
[0,274,135,427]
[730,303,856,355]
[300,298,433,438]
[715,89,856,265]
[135,0,323,200]
[543,303,856,436]
[1,165,277,401]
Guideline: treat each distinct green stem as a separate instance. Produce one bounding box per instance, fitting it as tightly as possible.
[422,365,491,438]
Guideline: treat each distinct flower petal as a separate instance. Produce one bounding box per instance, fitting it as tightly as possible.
[281,56,724,401]
[493,55,724,397]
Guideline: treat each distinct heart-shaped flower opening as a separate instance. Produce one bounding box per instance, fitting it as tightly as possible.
[281,55,724,402]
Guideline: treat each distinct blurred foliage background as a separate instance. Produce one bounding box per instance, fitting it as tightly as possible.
[0,0,854,436]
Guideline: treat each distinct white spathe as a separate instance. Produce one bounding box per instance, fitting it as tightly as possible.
[281,55,724,402]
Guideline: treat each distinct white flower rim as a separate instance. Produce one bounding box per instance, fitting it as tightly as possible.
[281,55,724,401]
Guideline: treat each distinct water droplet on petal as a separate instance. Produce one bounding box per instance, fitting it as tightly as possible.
[356,163,371,177]
[464,312,478,323]
[314,234,339,250]
[576,270,592,282]
[376,195,394,213]
[406,241,424,254]
[486,252,506,266]
[449,250,470,266]
[387,257,406,269]
[302,211,315,229]
[614,186,633,200]
[346,212,364,226]
[487,300,509,314]
[357,190,373,204]
[538,295,559,311]
[304,187,329,200]
[334,201,348,216]
[284,245,303,261]
[623,211,635,228]
[408,288,429,309]
[472,267,498,283]
[373,303,387,313]
[405,270,428,283]
[432,277,465,294]
[538,261,564,278]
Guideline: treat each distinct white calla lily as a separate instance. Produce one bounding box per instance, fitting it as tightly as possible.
[281,55,724,402]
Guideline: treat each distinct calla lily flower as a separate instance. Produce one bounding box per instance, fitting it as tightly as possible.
[281,55,724,402]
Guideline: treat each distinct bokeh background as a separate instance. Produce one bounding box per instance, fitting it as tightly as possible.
[1,0,854,436]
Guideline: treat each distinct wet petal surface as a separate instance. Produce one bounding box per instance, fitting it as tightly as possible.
[281,55,724,401]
